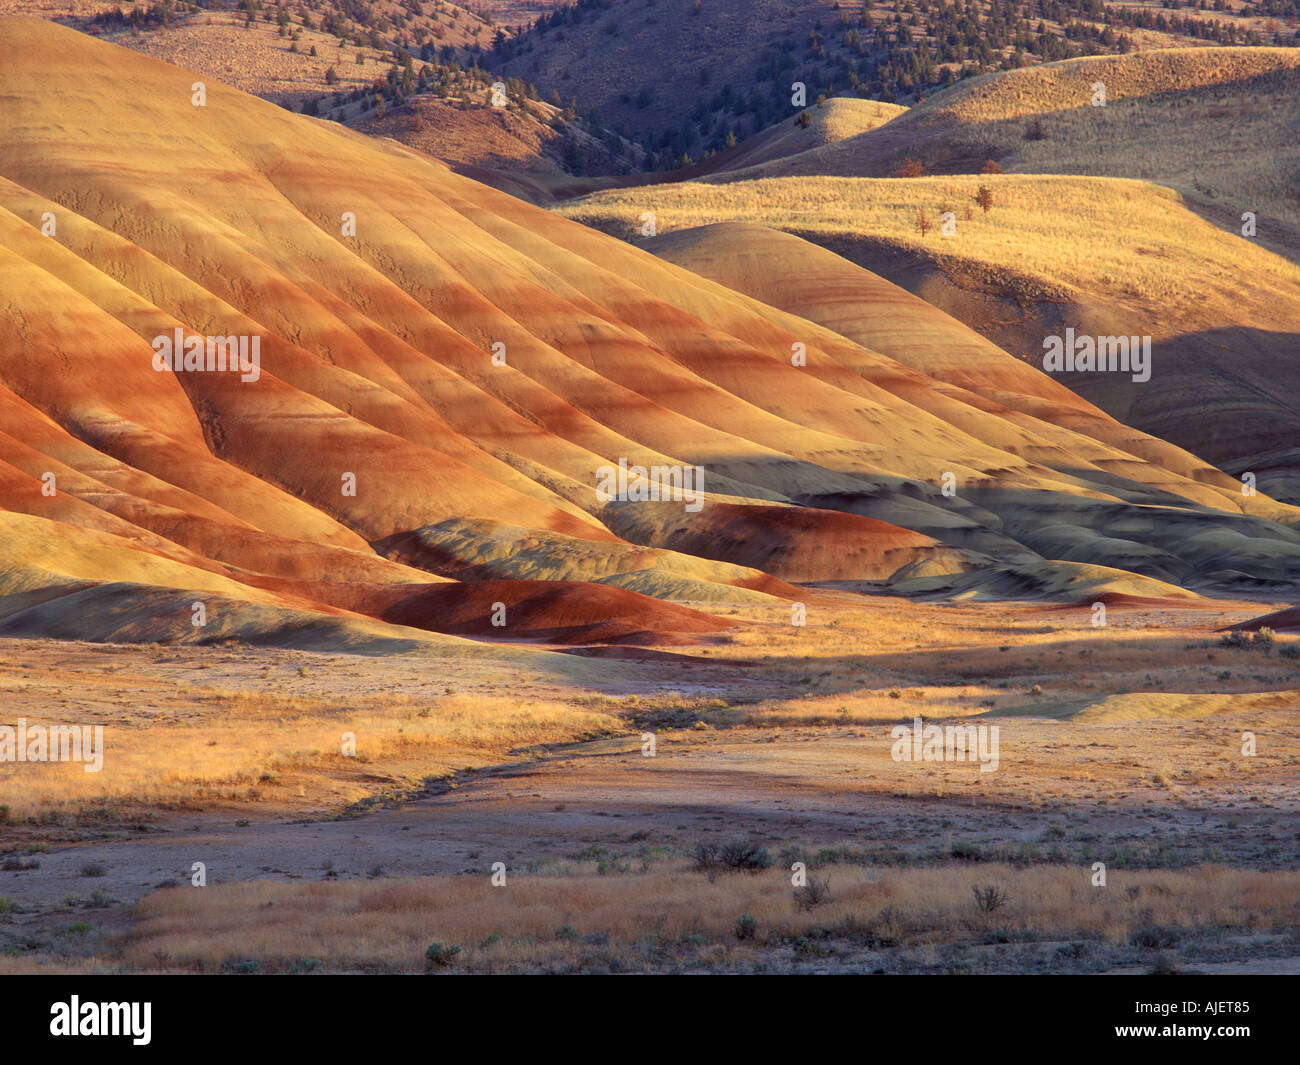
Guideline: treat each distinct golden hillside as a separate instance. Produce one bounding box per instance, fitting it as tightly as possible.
[740,47,1300,235]
[4,16,1300,656]
[560,169,1300,503]
[708,97,909,174]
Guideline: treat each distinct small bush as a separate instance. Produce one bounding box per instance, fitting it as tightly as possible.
[1130,925,1181,950]
[424,942,461,969]
[896,157,925,177]
[1219,628,1274,650]
[734,913,757,941]
[693,840,773,876]
[972,884,1009,914]
[719,841,773,873]
[794,875,832,912]
[792,935,832,957]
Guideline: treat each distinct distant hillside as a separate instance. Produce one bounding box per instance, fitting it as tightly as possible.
[356,91,640,173]
[490,0,1291,166]
[42,3,643,173]
[461,0,570,28]
[47,1,500,114]
[448,94,906,202]
[740,47,1300,232]
[708,96,908,173]
[84,0,499,56]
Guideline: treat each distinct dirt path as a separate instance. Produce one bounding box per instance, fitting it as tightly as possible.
[7,724,1295,916]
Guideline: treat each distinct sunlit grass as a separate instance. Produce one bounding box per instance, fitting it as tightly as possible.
[101,861,1300,973]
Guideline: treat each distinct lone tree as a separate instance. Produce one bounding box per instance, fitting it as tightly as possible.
[915,209,933,236]
[975,185,994,214]
[897,156,924,177]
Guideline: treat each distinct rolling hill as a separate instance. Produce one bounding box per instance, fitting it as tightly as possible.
[3,16,1300,655]
[738,47,1300,236]
[490,0,1292,164]
[560,113,1300,503]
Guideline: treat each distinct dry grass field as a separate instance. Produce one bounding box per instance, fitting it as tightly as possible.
[0,639,619,826]
[560,172,1300,307]
[2,593,1298,974]
[97,863,1300,974]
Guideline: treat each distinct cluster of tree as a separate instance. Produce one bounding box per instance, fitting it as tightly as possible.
[89,1,188,30]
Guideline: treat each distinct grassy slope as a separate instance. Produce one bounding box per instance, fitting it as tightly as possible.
[745,48,1300,232]
[557,48,1300,500]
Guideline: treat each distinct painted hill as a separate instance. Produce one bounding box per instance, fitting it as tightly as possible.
[3,16,1300,656]
[561,166,1300,504]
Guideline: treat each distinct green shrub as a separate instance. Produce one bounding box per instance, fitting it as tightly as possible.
[424,942,461,969]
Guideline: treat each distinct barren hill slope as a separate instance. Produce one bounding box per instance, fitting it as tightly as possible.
[3,17,1300,656]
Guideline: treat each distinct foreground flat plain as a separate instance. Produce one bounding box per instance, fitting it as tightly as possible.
[1,593,1297,973]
